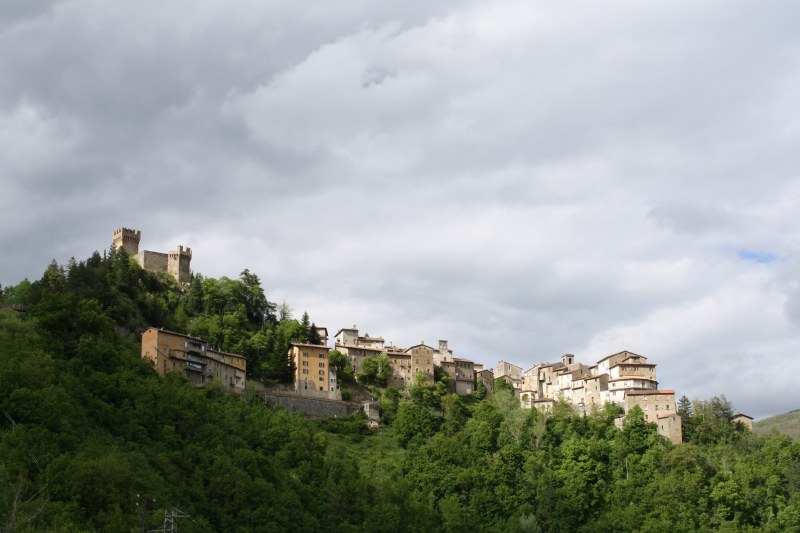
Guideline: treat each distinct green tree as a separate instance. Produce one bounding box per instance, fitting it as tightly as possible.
[357,354,393,387]
[329,350,354,382]
[494,377,515,395]
[0,279,33,305]
[677,394,695,442]
[692,395,736,445]
[393,401,435,448]
[441,394,468,435]
[237,269,275,326]
[308,322,322,345]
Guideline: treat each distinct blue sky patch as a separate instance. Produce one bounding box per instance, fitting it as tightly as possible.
[738,250,777,264]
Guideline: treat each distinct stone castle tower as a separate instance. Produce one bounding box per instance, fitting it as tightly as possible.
[113,228,192,284]
[167,245,192,285]
[112,227,141,257]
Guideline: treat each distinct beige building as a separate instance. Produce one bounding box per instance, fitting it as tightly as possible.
[289,342,340,400]
[621,389,681,443]
[113,227,192,284]
[334,327,482,393]
[732,413,754,431]
[334,326,387,374]
[495,360,523,390]
[335,326,439,388]
[433,340,453,365]
[515,350,682,443]
[141,327,246,393]
[387,350,414,388]
[438,357,477,395]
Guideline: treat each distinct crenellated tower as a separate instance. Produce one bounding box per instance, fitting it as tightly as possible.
[112,228,192,284]
[112,227,141,256]
[167,245,192,285]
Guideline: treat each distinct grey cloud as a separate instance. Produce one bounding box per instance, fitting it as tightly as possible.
[3,0,800,419]
[648,204,741,235]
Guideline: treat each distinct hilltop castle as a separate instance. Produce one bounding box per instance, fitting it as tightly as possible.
[113,227,192,284]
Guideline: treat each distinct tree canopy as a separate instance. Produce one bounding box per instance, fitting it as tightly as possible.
[1,251,799,532]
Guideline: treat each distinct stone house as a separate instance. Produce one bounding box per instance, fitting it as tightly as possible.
[495,360,523,390]
[476,369,495,394]
[439,357,477,395]
[141,327,246,393]
[404,344,435,384]
[516,350,682,443]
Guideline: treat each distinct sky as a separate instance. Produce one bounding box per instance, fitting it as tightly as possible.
[2,0,800,420]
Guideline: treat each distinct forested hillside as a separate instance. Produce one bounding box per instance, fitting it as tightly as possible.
[755,410,800,441]
[1,250,799,532]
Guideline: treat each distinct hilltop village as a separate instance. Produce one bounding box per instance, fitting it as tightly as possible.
[122,228,687,443]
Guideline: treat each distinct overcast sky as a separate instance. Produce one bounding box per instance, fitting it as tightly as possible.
[2,0,800,419]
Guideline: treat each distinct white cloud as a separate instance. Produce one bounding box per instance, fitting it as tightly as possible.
[2,0,800,418]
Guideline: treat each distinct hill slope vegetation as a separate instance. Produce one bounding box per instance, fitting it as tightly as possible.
[1,250,799,532]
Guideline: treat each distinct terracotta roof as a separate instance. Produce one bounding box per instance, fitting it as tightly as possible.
[405,343,434,352]
[595,350,644,364]
[336,343,384,353]
[608,376,658,383]
[290,342,331,349]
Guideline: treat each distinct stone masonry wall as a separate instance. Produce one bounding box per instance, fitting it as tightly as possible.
[262,392,362,418]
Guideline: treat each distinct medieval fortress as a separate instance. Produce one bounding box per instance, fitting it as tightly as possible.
[119,227,687,443]
[113,227,192,284]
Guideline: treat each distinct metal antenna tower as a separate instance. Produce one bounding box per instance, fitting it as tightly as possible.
[149,508,191,533]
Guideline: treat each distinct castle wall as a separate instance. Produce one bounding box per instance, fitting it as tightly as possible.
[113,229,192,284]
[135,251,168,273]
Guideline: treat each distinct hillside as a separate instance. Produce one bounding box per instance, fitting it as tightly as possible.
[1,251,800,531]
[755,409,800,441]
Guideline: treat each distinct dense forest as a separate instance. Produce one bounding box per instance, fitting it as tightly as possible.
[1,249,799,532]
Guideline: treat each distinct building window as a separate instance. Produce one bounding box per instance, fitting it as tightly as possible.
[302,369,308,374]
[303,352,309,358]
[302,361,308,366]
[319,377,323,382]
[319,370,325,375]
[319,362,325,367]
